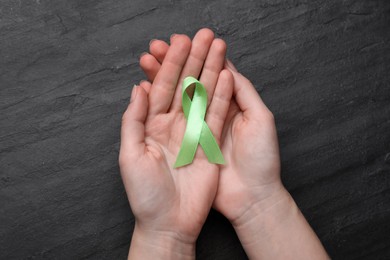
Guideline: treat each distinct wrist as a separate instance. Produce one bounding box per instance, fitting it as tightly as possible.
[231,186,294,243]
[231,188,329,259]
[231,189,295,259]
[228,180,289,227]
[128,223,196,260]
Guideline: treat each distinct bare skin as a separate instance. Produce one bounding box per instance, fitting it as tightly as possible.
[120,29,233,259]
[135,28,329,259]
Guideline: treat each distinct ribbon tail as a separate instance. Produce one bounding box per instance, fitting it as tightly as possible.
[174,120,201,167]
[199,123,225,164]
[174,144,197,168]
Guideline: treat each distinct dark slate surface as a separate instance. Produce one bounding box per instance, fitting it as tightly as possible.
[1,0,389,259]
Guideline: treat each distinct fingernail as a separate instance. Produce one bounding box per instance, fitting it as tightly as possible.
[170,33,177,41]
[139,80,148,85]
[139,52,148,59]
[149,39,157,46]
[130,85,138,102]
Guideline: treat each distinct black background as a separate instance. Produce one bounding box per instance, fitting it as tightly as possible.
[1,0,389,259]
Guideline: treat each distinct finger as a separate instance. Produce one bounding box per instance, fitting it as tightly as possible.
[170,28,215,111]
[138,40,169,82]
[149,34,191,116]
[149,39,169,64]
[120,86,148,159]
[139,53,161,82]
[226,60,272,119]
[198,38,227,107]
[140,80,152,94]
[227,66,271,119]
[205,69,233,142]
[221,99,240,143]
[225,59,238,72]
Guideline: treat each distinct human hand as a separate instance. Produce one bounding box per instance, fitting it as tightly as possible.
[140,35,283,225]
[120,29,232,259]
[140,32,329,259]
[213,60,283,224]
[218,61,329,260]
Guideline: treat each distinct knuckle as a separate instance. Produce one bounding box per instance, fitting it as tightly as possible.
[264,110,275,124]
[121,112,128,125]
[118,152,128,168]
[121,108,133,127]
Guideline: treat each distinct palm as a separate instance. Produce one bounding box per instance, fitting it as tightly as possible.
[124,111,219,239]
[213,100,281,221]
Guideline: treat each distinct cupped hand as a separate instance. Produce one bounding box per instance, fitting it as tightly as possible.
[119,29,232,256]
[139,33,284,225]
[138,31,330,260]
[213,61,283,224]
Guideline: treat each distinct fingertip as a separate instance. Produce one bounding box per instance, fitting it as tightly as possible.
[149,38,157,46]
[149,39,169,63]
[140,80,152,94]
[150,39,169,50]
[123,85,138,124]
[196,28,215,42]
[139,53,161,81]
[212,38,227,55]
[170,33,178,41]
[130,85,138,103]
[128,84,148,121]
[171,34,191,52]
[128,84,148,109]
[121,85,148,156]
[220,69,233,81]
[140,53,157,69]
[139,52,148,59]
[136,84,148,101]
[192,28,214,51]
[230,70,270,118]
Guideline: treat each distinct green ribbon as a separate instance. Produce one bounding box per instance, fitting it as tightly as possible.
[174,76,225,168]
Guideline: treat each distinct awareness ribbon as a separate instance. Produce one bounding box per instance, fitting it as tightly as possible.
[174,76,225,168]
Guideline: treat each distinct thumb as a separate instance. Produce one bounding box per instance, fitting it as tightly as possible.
[226,66,271,120]
[120,85,149,160]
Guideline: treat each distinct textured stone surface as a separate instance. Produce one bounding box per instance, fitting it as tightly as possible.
[1,0,389,259]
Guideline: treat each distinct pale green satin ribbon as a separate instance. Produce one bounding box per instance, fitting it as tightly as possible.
[174,76,225,168]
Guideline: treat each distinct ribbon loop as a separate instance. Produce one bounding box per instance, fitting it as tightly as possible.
[174,77,225,168]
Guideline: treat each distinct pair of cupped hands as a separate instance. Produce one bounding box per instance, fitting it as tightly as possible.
[119,28,284,258]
